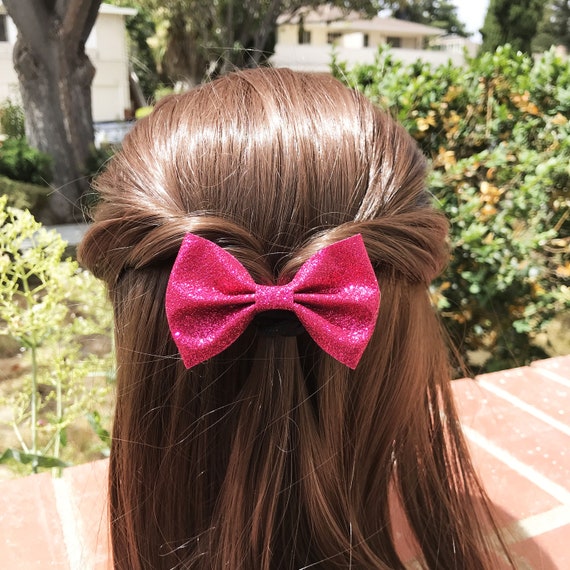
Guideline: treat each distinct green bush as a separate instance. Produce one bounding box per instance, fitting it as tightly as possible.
[334,45,570,372]
[0,175,50,215]
[85,144,116,180]
[0,137,52,185]
[0,197,113,474]
[0,99,25,139]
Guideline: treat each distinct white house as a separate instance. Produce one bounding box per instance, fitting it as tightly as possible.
[430,34,479,57]
[0,3,136,123]
[272,5,472,71]
[277,6,444,50]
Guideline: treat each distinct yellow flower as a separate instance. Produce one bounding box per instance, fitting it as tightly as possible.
[443,85,463,103]
[434,147,456,170]
[511,91,541,115]
[416,112,437,132]
[479,181,503,205]
[531,282,546,296]
[480,204,497,218]
[556,262,570,278]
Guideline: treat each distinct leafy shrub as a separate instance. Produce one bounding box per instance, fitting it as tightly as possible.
[0,137,52,185]
[0,197,113,474]
[0,175,50,214]
[0,99,25,139]
[85,143,116,180]
[334,45,570,372]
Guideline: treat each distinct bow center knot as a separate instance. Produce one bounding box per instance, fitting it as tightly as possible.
[255,284,295,312]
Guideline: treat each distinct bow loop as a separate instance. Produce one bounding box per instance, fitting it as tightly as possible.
[166,234,380,369]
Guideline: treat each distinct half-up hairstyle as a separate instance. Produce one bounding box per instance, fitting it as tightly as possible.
[79,68,512,569]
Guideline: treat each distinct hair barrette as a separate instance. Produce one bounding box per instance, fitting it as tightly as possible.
[165,234,380,369]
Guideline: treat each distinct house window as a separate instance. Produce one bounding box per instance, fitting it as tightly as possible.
[363,34,369,48]
[386,36,401,48]
[0,15,8,42]
[298,29,311,45]
[327,32,342,45]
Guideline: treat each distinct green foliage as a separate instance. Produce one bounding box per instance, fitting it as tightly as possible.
[0,100,25,139]
[533,0,570,52]
[480,0,545,54]
[87,410,111,450]
[0,102,52,218]
[0,175,50,216]
[0,197,114,474]
[126,9,161,100]
[85,144,116,181]
[0,137,52,185]
[0,449,69,470]
[105,1,161,100]
[334,45,570,372]
[390,0,468,36]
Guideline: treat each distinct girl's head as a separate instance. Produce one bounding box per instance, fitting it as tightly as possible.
[79,68,508,569]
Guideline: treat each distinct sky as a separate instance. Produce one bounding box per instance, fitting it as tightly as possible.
[452,0,490,38]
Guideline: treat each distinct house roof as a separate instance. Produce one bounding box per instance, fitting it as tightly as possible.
[332,17,444,36]
[277,5,363,25]
[278,5,444,37]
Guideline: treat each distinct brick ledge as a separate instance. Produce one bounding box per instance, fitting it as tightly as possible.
[1,355,569,568]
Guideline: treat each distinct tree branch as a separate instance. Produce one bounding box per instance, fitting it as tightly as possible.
[79,0,101,46]
[60,0,101,50]
[252,0,283,62]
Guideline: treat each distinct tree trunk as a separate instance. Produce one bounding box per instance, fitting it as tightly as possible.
[162,14,210,87]
[13,42,95,222]
[4,0,100,223]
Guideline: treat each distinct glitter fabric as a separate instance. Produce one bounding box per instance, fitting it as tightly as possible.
[165,234,380,369]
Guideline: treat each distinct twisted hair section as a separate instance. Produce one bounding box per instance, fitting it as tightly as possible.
[78,68,512,569]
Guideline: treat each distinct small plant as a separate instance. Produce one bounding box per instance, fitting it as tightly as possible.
[0,175,50,214]
[0,137,52,185]
[0,196,113,474]
[0,99,25,139]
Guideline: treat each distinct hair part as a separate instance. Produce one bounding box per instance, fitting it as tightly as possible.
[79,68,512,569]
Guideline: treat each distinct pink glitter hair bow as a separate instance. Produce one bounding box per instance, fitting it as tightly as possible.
[165,234,380,369]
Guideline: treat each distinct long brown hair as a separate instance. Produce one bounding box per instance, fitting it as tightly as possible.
[79,68,511,569]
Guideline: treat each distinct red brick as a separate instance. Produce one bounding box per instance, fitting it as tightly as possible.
[62,459,110,569]
[531,355,570,377]
[1,357,569,568]
[512,522,570,569]
[476,367,569,426]
[454,377,570,488]
[466,443,561,524]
